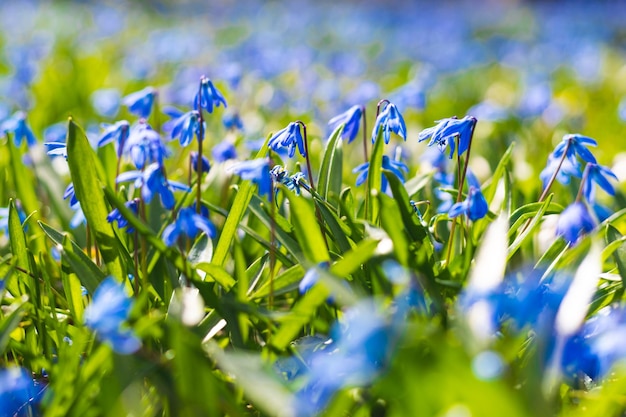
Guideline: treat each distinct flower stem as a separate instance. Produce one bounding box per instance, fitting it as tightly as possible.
[196,78,206,214]
[538,140,572,203]
[269,168,276,310]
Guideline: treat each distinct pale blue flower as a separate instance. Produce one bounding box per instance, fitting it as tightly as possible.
[328,105,362,143]
[556,202,595,244]
[371,102,406,144]
[162,207,216,246]
[194,77,227,114]
[122,86,156,118]
[268,122,305,158]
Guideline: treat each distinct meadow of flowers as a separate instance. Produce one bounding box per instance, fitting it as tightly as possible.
[3,1,626,416]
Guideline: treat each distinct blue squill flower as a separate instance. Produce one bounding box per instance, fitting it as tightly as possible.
[1,111,36,147]
[229,159,271,197]
[97,120,130,148]
[107,199,140,233]
[43,122,66,143]
[268,122,306,158]
[448,172,488,221]
[222,112,244,131]
[299,262,330,294]
[353,154,408,192]
[540,154,582,188]
[194,77,227,114]
[418,116,476,158]
[45,141,67,159]
[0,367,44,416]
[63,183,79,208]
[582,163,618,203]
[162,207,216,246]
[328,105,362,143]
[84,277,141,354]
[91,88,121,118]
[69,203,86,229]
[190,151,210,173]
[166,109,201,147]
[116,163,190,210]
[123,121,169,169]
[556,202,595,244]
[553,134,597,165]
[212,141,237,162]
[371,102,406,144]
[122,86,156,118]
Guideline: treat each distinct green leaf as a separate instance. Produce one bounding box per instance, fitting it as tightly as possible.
[7,136,41,226]
[606,225,626,298]
[0,300,27,355]
[509,201,563,236]
[366,128,385,222]
[507,194,554,260]
[384,171,428,242]
[329,238,380,277]
[317,123,344,203]
[249,264,304,299]
[315,201,353,254]
[8,199,30,293]
[66,118,124,280]
[482,142,514,205]
[194,262,236,290]
[283,192,330,264]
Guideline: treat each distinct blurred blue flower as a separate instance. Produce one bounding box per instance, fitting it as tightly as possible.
[162,206,216,246]
[190,151,210,174]
[63,183,79,208]
[43,122,66,143]
[299,261,330,294]
[222,112,244,131]
[194,77,227,114]
[69,203,86,229]
[448,172,488,221]
[229,159,271,197]
[45,141,67,159]
[91,88,121,118]
[353,154,408,193]
[212,141,237,162]
[97,120,130,149]
[556,202,595,244]
[106,199,140,233]
[122,86,156,118]
[84,277,141,354]
[116,163,190,210]
[418,116,476,158]
[1,111,36,147]
[268,122,306,158]
[582,163,618,203]
[553,134,597,165]
[328,105,362,143]
[165,109,201,147]
[540,153,582,188]
[0,367,45,416]
[371,102,406,144]
[123,121,169,169]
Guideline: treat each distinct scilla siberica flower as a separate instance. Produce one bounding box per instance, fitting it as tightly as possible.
[556,202,595,245]
[116,163,190,210]
[271,165,306,196]
[123,121,169,169]
[97,120,130,148]
[540,134,598,188]
[162,207,216,246]
[448,171,488,221]
[84,277,141,354]
[122,86,156,118]
[190,151,210,174]
[371,102,406,144]
[328,105,362,143]
[268,122,306,158]
[582,163,618,203]
[0,367,45,416]
[194,76,227,114]
[164,108,201,147]
[229,159,271,197]
[107,199,140,233]
[418,116,477,159]
[353,154,408,192]
[212,140,237,162]
[1,111,36,147]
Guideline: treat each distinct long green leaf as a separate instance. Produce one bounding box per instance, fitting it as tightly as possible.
[283,192,330,264]
[366,128,385,222]
[8,199,30,293]
[507,194,554,260]
[606,225,626,299]
[66,118,124,280]
[317,124,344,202]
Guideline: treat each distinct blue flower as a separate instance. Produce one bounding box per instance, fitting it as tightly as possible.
[84,277,141,354]
[229,159,271,197]
[123,121,169,169]
[418,116,477,158]
[1,111,36,147]
[328,105,362,143]
[162,207,216,246]
[353,154,408,192]
[122,86,156,118]
[540,154,582,188]
[222,112,244,131]
[91,88,121,118]
[0,367,45,416]
[107,199,140,233]
[69,203,86,229]
[116,163,190,210]
[582,163,618,203]
[556,202,595,244]
[448,172,488,221]
[63,183,79,208]
[268,122,306,158]
[97,120,130,148]
[212,140,237,162]
[43,122,67,143]
[45,141,68,159]
[553,134,597,165]
[194,77,227,114]
[165,109,201,147]
[299,262,330,294]
[371,102,406,144]
[190,151,210,174]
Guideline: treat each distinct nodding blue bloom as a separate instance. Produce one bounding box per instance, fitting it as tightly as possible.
[122,86,156,118]
[116,163,190,210]
[190,151,210,174]
[271,165,306,200]
[556,202,595,244]
[222,112,244,131]
[268,122,306,158]
[212,140,237,162]
[418,116,477,158]
[107,199,140,233]
[582,163,618,203]
[63,183,79,208]
[97,120,130,149]
[194,77,227,114]
[448,172,488,221]
[166,109,201,147]
[91,88,121,118]
[553,134,597,165]
[123,121,169,169]
[229,159,272,197]
[540,153,582,188]
[371,102,406,144]
[0,367,46,416]
[353,155,409,192]
[1,111,36,147]
[328,105,362,143]
[84,277,141,354]
[162,206,216,246]
[45,141,68,159]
